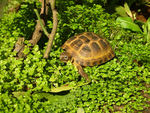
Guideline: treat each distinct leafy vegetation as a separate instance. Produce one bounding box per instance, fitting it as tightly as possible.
[116,2,150,44]
[0,0,149,112]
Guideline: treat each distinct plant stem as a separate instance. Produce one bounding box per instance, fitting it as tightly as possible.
[34,9,49,38]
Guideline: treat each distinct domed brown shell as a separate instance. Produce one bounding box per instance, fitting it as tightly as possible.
[62,32,115,66]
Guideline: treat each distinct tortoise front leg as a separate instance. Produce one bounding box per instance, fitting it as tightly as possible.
[73,61,90,82]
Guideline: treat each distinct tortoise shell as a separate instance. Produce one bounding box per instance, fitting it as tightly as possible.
[62,32,115,67]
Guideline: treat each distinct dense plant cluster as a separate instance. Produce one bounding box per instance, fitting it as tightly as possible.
[0,0,149,112]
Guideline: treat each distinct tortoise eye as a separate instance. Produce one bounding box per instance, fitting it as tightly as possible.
[64,56,68,60]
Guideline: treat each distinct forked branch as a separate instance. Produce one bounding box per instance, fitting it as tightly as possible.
[43,0,58,58]
[13,0,58,59]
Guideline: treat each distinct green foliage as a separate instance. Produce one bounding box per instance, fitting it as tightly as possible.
[0,0,149,113]
[57,4,116,45]
[77,108,85,113]
[116,17,142,32]
[144,17,150,43]
[115,2,150,44]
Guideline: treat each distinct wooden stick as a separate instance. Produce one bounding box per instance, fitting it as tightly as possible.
[44,0,58,58]
[29,0,49,46]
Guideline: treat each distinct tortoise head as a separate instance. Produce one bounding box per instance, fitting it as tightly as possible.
[60,52,71,63]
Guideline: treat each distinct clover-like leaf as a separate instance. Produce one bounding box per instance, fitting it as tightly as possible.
[77,108,85,113]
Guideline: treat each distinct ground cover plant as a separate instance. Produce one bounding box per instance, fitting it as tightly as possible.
[0,0,150,112]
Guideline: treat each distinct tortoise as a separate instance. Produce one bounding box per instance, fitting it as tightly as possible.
[60,32,115,81]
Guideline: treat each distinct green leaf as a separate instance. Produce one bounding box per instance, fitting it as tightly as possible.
[115,6,128,17]
[116,17,142,32]
[124,2,133,19]
[77,108,85,113]
[144,17,150,43]
[13,91,31,98]
[147,18,150,43]
[50,82,90,93]
[50,85,75,93]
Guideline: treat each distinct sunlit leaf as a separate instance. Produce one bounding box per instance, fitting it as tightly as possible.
[144,17,150,43]
[77,108,85,113]
[116,17,142,32]
[124,2,133,19]
[115,6,128,17]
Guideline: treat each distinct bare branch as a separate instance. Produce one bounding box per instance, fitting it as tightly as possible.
[29,0,49,46]
[44,0,58,58]
[13,0,49,59]
[13,0,57,59]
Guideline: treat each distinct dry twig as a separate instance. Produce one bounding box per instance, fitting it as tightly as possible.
[29,0,49,46]
[13,0,58,59]
[13,0,49,58]
[43,0,58,58]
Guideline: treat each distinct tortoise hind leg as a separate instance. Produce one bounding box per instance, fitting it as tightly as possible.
[73,61,90,82]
